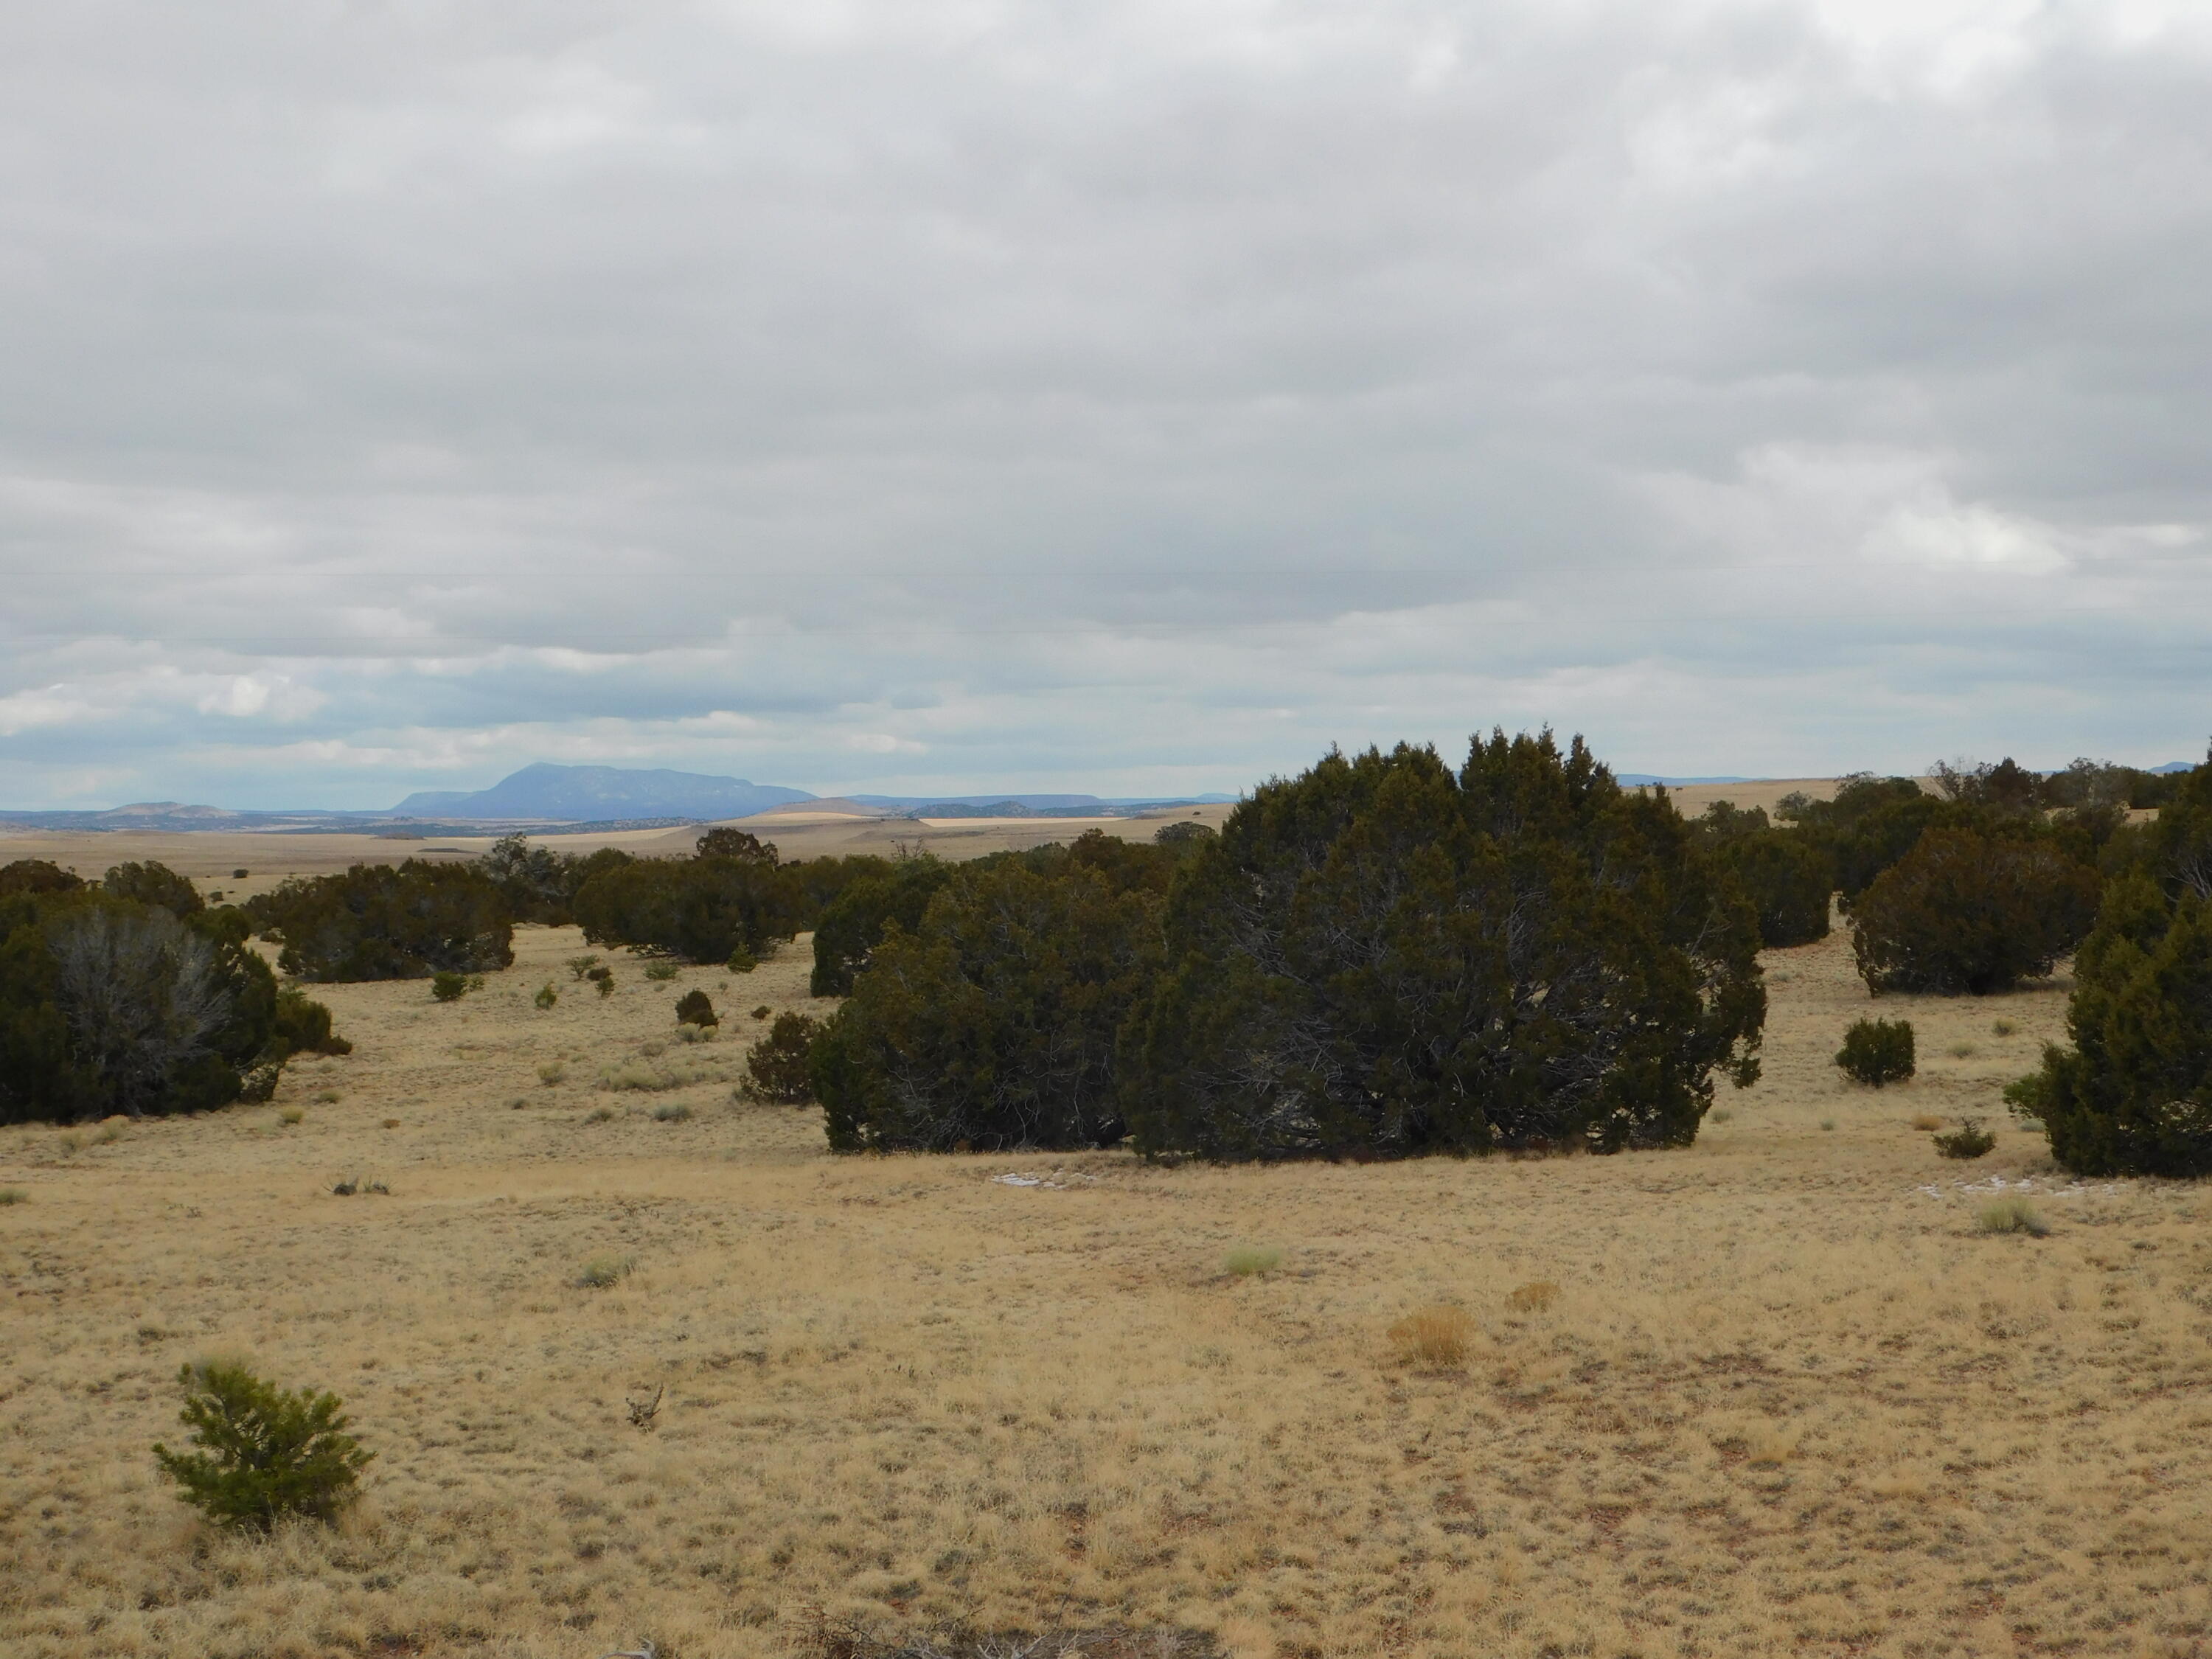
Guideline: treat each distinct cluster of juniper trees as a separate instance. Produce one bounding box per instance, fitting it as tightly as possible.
[4,732,2208,1178]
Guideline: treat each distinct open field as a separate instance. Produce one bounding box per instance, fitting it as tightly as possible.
[4,919,2209,1659]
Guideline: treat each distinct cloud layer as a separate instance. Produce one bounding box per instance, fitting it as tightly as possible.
[4,1,2210,806]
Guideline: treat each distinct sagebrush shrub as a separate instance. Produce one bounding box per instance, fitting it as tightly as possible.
[1933,1119,1996,1158]
[576,1254,633,1288]
[644,960,680,983]
[151,1361,372,1529]
[1836,1018,1916,1086]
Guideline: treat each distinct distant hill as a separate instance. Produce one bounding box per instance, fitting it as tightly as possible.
[393,763,815,821]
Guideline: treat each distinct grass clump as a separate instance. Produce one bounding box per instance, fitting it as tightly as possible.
[152,1360,372,1529]
[1992,1018,2017,1037]
[1505,1281,1559,1314]
[1388,1305,1475,1369]
[1708,1107,1733,1124]
[584,1106,617,1124]
[329,1177,390,1196]
[380,1117,400,1130]
[0,1187,26,1205]
[1934,1119,1997,1159]
[1222,1245,1281,1277]
[1977,1195,2050,1237]
[643,960,681,983]
[653,1102,694,1123]
[576,1254,634,1289]
[1836,1018,1916,1086]
[538,1060,566,1087]
[278,1105,305,1127]
[1910,1113,1944,1132]
[1820,1118,1837,1132]
[599,1059,706,1092]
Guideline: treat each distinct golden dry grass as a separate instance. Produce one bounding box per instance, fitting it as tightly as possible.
[4,921,2211,1658]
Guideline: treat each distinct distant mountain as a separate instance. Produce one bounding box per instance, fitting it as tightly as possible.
[2152,760,2200,774]
[393,763,815,821]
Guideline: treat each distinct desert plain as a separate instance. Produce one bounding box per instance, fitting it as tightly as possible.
[2,815,2208,1659]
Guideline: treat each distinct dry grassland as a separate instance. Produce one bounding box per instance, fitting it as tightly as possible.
[3,922,2209,1659]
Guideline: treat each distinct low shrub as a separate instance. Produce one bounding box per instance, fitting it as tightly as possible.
[330,1176,389,1196]
[1505,1281,1560,1314]
[644,961,680,983]
[1947,1042,1977,1058]
[585,1105,616,1123]
[538,1060,566,1086]
[1222,1245,1281,1277]
[1836,1018,1916,1086]
[1977,1196,2049,1236]
[1934,1119,1996,1159]
[1388,1306,1475,1368]
[599,1060,708,1092]
[278,1105,305,1126]
[380,1117,400,1129]
[1910,1113,1944,1132]
[0,1186,24,1204]
[593,970,614,998]
[533,982,558,1010]
[271,988,349,1057]
[431,971,467,1003]
[675,989,717,1028]
[750,1004,771,1020]
[232,869,248,881]
[151,1360,372,1529]
[1992,1018,2017,1037]
[653,1102,693,1123]
[745,1012,824,1105]
[566,954,600,980]
[1820,1118,1837,1131]
[576,1254,633,1288]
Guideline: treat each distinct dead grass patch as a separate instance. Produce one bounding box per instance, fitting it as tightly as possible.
[1388,1305,1475,1368]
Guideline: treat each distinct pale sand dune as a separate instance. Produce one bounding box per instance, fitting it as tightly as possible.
[2,916,2205,1658]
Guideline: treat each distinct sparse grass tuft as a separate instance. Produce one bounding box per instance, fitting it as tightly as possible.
[1708,1107,1733,1123]
[576,1254,635,1289]
[1948,1042,1977,1059]
[380,1118,400,1130]
[313,1089,341,1104]
[1977,1195,2049,1236]
[1820,1118,1837,1132]
[1910,1113,1944,1132]
[538,1060,566,1087]
[1388,1305,1475,1369]
[329,1177,391,1197]
[1935,1119,1997,1159]
[584,1106,618,1124]
[1506,1281,1560,1314]
[0,1186,25,1205]
[278,1106,305,1127]
[1992,1018,2017,1037]
[1222,1245,1281,1277]
[653,1102,694,1124]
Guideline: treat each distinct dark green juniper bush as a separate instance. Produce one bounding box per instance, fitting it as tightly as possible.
[152,1360,372,1529]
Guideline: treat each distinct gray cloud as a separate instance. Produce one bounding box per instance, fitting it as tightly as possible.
[4,0,2211,807]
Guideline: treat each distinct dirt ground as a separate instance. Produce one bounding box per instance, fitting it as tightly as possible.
[3,917,2208,1659]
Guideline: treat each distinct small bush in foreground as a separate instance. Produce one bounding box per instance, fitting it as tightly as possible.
[1836,1018,1916,1087]
[152,1360,372,1529]
[1934,1119,1996,1159]
[1223,1246,1281,1277]
[431,971,467,1002]
[1977,1196,2049,1237]
[675,989,717,1028]
[577,1254,633,1288]
[745,1012,824,1105]
[1388,1306,1475,1368]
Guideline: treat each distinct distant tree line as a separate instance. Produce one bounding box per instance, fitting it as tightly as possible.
[1,860,345,1125]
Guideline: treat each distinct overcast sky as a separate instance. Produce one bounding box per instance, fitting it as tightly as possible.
[4,1,2209,809]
